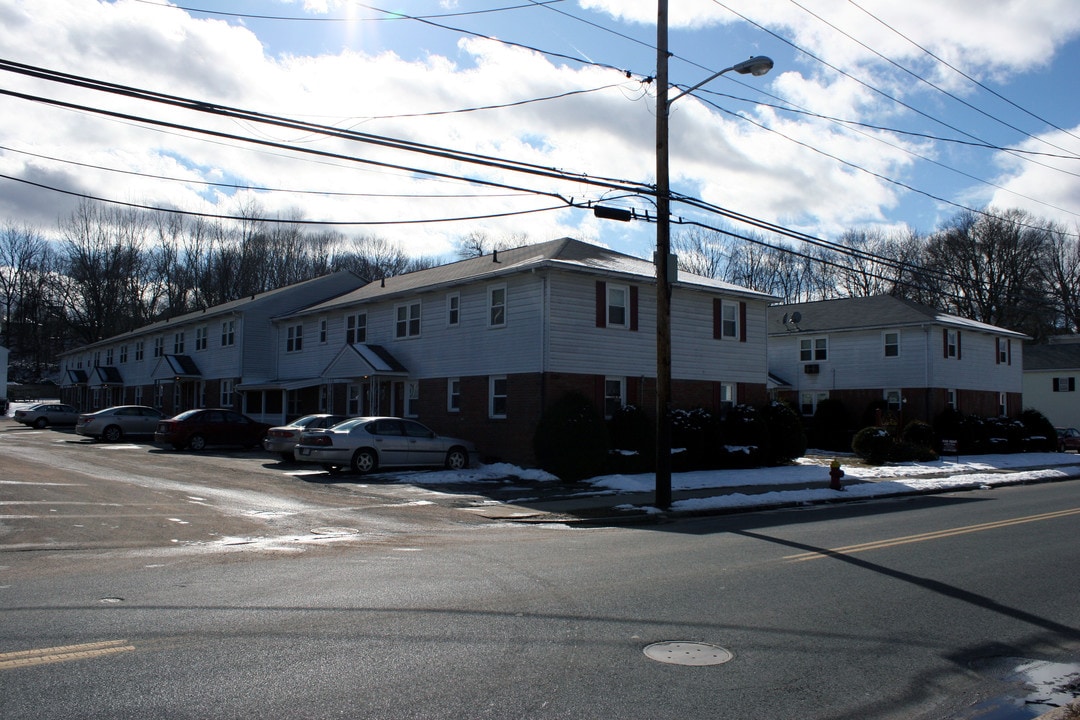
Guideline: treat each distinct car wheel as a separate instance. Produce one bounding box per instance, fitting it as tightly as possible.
[351,449,377,474]
[445,447,468,470]
[33,417,48,429]
[188,434,207,451]
[102,425,123,443]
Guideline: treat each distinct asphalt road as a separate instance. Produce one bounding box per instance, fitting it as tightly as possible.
[1,420,1078,719]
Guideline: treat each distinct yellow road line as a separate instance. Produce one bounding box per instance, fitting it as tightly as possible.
[785,507,1080,562]
[0,639,135,670]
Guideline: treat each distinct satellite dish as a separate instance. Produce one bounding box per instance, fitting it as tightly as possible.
[782,313,789,325]
[791,312,802,323]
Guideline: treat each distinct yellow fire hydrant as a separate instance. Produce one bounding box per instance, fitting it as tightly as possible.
[829,459,845,491]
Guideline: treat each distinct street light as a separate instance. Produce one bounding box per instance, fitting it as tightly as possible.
[653,1,772,509]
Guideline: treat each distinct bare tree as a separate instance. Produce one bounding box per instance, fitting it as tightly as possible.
[1038,221,1080,335]
[922,208,1050,335]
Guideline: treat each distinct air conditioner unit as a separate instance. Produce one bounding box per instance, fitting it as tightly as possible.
[804,364,820,375]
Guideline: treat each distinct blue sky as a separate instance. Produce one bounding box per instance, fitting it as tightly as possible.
[1,0,1078,263]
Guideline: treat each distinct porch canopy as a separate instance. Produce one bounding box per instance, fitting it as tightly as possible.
[321,343,408,379]
[63,369,88,387]
[151,354,202,381]
[89,366,124,387]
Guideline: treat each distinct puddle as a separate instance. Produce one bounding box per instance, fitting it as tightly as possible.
[957,657,1080,719]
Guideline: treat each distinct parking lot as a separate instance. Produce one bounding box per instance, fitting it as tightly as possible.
[0,414,549,570]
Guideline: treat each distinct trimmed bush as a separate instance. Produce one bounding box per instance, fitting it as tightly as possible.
[809,398,852,451]
[762,400,807,465]
[852,426,894,465]
[534,392,609,482]
[901,420,936,451]
[1019,408,1057,452]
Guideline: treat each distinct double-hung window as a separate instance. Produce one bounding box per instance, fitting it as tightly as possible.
[346,313,366,344]
[488,285,506,327]
[173,332,185,354]
[447,293,460,327]
[447,378,461,412]
[286,324,303,352]
[221,320,235,347]
[884,331,899,357]
[489,376,507,418]
[119,345,128,363]
[134,341,144,361]
[396,302,421,339]
[154,337,164,357]
[607,285,628,328]
[800,337,827,362]
[195,326,208,351]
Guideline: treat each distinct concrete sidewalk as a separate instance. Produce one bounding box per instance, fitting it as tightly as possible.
[466,462,1080,525]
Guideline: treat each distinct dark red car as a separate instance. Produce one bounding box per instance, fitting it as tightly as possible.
[1057,427,1080,453]
[154,408,270,451]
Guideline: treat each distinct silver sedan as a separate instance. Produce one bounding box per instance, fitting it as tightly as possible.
[76,405,165,442]
[294,416,474,474]
[13,403,80,428]
[264,414,350,461]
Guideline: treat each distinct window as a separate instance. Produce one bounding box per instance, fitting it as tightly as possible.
[405,381,419,417]
[286,324,303,352]
[155,383,165,408]
[154,337,164,358]
[884,331,899,357]
[489,285,506,327]
[799,391,829,416]
[800,337,828,362]
[604,377,625,419]
[885,389,902,413]
[489,375,507,418]
[945,329,959,358]
[946,388,957,409]
[195,326,208,351]
[135,341,144,361]
[319,384,329,412]
[134,386,143,405]
[997,338,1010,365]
[721,302,738,339]
[94,351,101,367]
[447,293,460,326]
[173,331,185,355]
[395,302,421,338]
[287,390,301,416]
[1053,377,1076,392]
[346,313,367,344]
[221,320,235,347]
[105,348,114,365]
[447,378,461,412]
[719,382,735,416]
[119,345,128,364]
[998,392,1007,417]
[220,379,233,407]
[319,318,327,344]
[607,284,628,328]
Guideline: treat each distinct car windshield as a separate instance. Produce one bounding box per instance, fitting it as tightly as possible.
[331,417,368,431]
[292,416,324,428]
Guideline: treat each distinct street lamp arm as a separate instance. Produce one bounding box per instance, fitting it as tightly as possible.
[668,56,774,106]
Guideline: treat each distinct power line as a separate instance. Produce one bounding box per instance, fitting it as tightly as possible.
[709,0,1080,182]
[846,0,1080,146]
[785,0,1080,159]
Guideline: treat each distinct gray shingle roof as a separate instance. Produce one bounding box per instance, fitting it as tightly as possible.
[768,295,1028,338]
[1024,342,1080,371]
[290,237,774,318]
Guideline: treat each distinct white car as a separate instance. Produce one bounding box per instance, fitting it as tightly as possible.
[294,416,474,474]
[263,414,351,461]
[76,405,165,442]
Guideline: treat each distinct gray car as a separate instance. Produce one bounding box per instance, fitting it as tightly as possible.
[13,403,80,428]
[76,405,165,442]
[263,414,351,461]
[294,416,474,474]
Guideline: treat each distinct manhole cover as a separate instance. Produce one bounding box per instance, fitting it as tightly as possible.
[310,527,359,537]
[643,641,734,666]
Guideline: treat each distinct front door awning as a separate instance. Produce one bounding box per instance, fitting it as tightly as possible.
[322,344,408,379]
[152,354,202,381]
